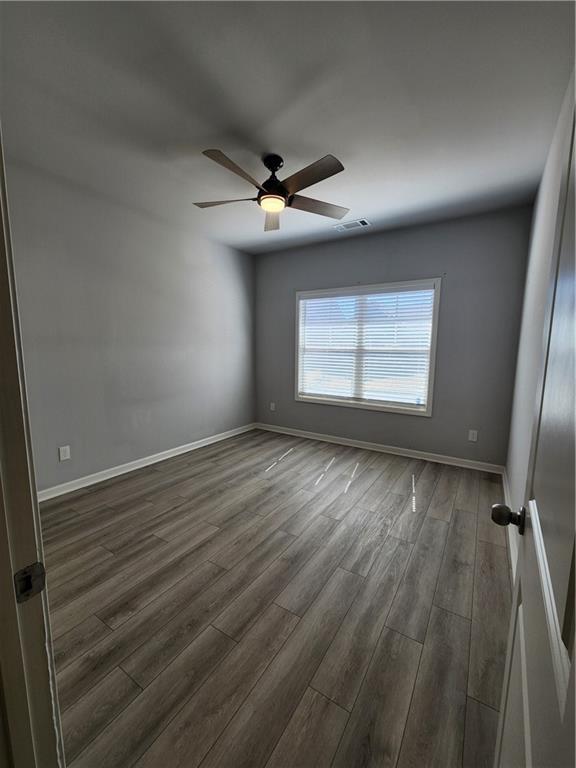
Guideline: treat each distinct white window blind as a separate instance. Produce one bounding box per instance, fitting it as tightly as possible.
[296,279,440,415]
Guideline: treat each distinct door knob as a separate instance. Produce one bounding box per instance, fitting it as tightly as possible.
[491,504,526,535]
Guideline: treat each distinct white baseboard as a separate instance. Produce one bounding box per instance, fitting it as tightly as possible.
[38,419,507,503]
[254,422,505,474]
[37,423,258,502]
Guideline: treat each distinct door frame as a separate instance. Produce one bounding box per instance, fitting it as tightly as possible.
[0,122,64,766]
[495,89,575,766]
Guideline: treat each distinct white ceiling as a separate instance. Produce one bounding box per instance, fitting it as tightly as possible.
[1,1,573,252]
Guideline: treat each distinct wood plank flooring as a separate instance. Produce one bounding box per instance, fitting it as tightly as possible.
[40,430,511,767]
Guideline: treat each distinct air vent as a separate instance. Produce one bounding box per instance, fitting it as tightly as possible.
[334,219,371,232]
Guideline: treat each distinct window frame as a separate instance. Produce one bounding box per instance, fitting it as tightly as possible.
[294,277,442,417]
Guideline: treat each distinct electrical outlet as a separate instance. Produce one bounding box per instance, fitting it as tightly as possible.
[468,430,478,443]
[269,401,276,412]
[58,445,71,461]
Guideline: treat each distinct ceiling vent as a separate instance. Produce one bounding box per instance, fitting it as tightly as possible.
[334,219,371,232]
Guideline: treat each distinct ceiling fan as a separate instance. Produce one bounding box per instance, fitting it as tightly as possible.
[194,150,349,231]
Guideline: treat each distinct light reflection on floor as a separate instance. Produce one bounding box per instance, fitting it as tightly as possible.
[344,462,359,494]
[263,446,295,473]
[263,448,371,498]
[314,456,335,487]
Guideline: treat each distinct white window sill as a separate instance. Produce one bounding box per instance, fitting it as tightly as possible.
[295,393,432,417]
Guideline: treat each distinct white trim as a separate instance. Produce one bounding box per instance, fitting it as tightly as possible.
[494,574,522,767]
[295,393,431,417]
[295,278,440,300]
[1,121,63,765]
[294,277,441,418]
[37,424,257,502]
[39,420,506,503]
[255,422,505,474]
[518,605,533,768]
[502,469,519,581]
[528,498,571,717]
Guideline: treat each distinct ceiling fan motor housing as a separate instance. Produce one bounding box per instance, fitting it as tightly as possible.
[262,153,284,174]
[259,156,290,206]
[259,177,288,201]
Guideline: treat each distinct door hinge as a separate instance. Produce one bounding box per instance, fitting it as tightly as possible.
[14,561,46,603]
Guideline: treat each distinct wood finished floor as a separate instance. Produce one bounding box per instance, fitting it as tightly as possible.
[40,430,512,768]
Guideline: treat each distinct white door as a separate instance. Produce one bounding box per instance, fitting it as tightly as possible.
[494,124,575,765]
[0,127,63,765]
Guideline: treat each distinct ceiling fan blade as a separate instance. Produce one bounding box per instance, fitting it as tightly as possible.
[202,149,265,191]
[290,195,349,220]
[281,154,344,195]
[264,212,280,232]
[194,198,255,208]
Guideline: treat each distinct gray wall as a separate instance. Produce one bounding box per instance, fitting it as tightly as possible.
[0,4,256,493]
[6,162,254,491]
[506,81,574,512]
[255,206,532,465]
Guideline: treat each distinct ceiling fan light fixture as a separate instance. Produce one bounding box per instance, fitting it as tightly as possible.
[259,194,285,213]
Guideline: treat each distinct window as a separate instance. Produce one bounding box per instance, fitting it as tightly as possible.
[296,278,441,416]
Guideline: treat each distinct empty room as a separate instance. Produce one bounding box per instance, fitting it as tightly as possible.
[0,2,574,767]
